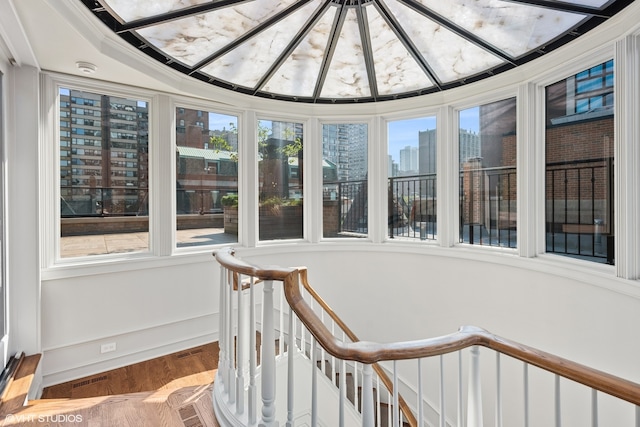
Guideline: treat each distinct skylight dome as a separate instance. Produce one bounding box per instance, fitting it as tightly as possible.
[82,0,631,103]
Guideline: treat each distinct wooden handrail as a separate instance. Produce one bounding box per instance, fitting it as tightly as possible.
[297,268,417,427]
[214,247,640,409]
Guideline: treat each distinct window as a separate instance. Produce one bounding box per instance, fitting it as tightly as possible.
[545,61,614,264]
[258,119,303,241]
[322,123,368,238]
[59,88,149,258]
[459,98,517,247]
[388,116,437,240]
[175,107,238,247]
[574,60,614,113]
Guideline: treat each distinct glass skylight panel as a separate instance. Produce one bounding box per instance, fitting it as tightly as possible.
[263,7,337,97]
[366,5,433,95]
[320,8,370,99]
[200,1,318,89]
[417,0,586,58]
[91,0,629,102]
[102,0,213,22]
[136,0,299,67]
[385,0,503,83]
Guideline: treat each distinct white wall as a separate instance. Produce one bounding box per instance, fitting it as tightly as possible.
[239,244,640,425]
[40,256,221,385]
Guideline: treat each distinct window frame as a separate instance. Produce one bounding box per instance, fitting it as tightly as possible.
[319,120,371,241]
[254,114,308,244]
[43,74,156,267]
[172,99,242,251]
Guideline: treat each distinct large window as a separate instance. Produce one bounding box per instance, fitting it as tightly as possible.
[322,123,368,238]
[258,119,303,241]
[388,117,437,240]
[175,108,238,247]
[545,61,614,264]
[59,88,149,258]
[459,98,517,247]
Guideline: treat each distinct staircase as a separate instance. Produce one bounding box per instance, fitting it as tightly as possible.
[213,246,640,427]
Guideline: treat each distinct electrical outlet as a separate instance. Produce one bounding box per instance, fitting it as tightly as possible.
[100,342,117,353]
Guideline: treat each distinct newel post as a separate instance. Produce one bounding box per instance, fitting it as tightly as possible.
[467,346,483,427]
[260,280,279,427]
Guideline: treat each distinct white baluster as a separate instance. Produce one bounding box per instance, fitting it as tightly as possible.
[440,355,446,427]
[393,360,399,427]
[279,285,284,356]
[331,321,337,384]
[590,389,597,427]
[376,376,381,427]
[635,405,639,427]
[228,271,236,405]
[300,287,306,357]
[286,304,294,427]
[418,359,424,427]
[320,311,326,377]
[523,364,529,427]
[554,375,561,427]
[495,353,502,427]
[311,337,318,427]
[259,280,277,427]
[236,274,245,415]
[387,388,392,427]
[362,364,374,427]
[340,359,346,427]
[457,351,463,427]
[467,346,483,427]
[218,266,227,392]
[354,361,359,412]
[249,277,258,425]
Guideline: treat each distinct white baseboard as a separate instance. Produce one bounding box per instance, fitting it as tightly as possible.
[41,313,219,387]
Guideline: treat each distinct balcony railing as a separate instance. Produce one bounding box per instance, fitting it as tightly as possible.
[459,165,517,247]
[60,186,148,217]
[324,179,368,236]
[546,157,614,264]
[388,173,437,240]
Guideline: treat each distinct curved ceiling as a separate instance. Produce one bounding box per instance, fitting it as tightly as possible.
[81,0,632,103]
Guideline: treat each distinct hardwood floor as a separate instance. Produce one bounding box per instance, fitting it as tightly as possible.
[42,342,219,399]
[2,343,220,427]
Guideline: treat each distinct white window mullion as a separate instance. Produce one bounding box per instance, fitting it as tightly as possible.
[517,82,537,258]
[437,105,455,248]
[614,34,640,280]
[154,94,173,256]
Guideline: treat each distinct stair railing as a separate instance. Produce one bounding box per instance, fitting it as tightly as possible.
[213,247,640,427]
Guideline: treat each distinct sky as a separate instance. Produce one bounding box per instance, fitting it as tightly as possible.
[208,109,480,163]
[388,106,479,163]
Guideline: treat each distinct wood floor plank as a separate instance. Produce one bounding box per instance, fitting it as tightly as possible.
[21,344,221,426]
[42,343,219,399]
[5,386,219,427]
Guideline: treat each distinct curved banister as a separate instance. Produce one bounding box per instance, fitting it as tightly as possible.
[214,247,640,409]
[297,268,418,427]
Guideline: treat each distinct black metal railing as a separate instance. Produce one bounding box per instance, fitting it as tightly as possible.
[323,179,368,236]
[546,157,614,264]
[459,166,517,248]
[388,173,437,240]
[177,188,233,214]
[61,186,236,217]
[60,186,149,217]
